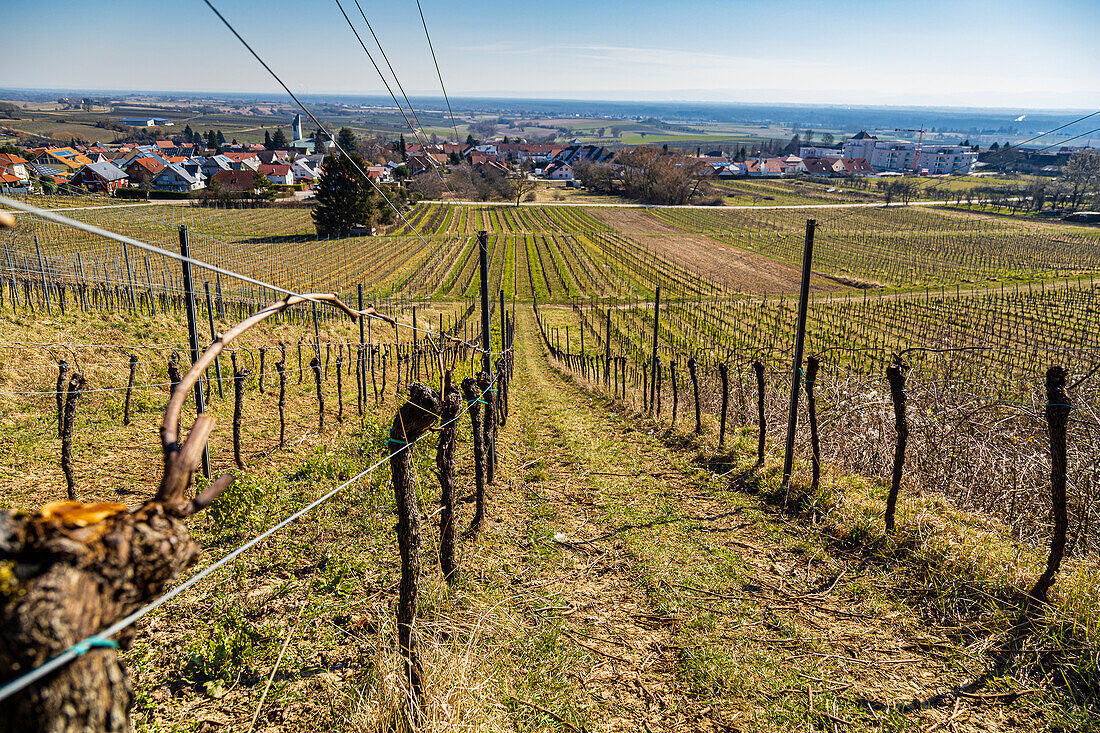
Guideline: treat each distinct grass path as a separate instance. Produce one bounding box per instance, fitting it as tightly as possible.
[481,309,1043,732]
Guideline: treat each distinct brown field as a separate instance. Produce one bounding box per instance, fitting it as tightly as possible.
[589,207,842,293]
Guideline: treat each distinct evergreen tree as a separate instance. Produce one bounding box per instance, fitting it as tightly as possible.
[216,130,226,145]
[399,133,407,160]
[465,133,476,146]
[252,171,277,202]
[311,152,376,237]
[337,127,357,151]
[183,124,194,141]
[206,130,217,149]
[270,128,288,149]
[264,130,272,149]
[192,131,203,146]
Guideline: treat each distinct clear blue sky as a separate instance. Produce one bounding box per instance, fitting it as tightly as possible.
[1,0,1097,108]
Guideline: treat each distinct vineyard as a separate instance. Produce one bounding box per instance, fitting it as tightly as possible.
[2,193,1100,732]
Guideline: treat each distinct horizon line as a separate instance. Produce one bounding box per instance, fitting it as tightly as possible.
[0,85,1096,114]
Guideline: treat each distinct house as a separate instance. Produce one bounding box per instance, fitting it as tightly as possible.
[124,156,166,187]
[779,155,806,174]
[837,157,874,176]
[474,158,508,176]
[221,151,261,170]
[555,145,613,165]
[70,161,130,194]
[496,144,560,163]
[197,154,233,180]
[292,159,321,182]
[208,169,259,193]
[0,172,28,192]
[26,161,72,184]
[743,158,789,176]
[543,161,574,180]
[802,158,838,177]
[466,151,505,169]
[405,154,437,176]
[258,163,293,185]
[801,157,875,177]
[32,147,94,173]
[799,146,843,159]
[153,163,204,192]
[0,153,30,182]
[257,150,289,165]
[365,165,389,182]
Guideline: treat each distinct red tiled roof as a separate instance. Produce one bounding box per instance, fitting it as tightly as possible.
[0,153,27,165]
[258,164,291,175]
[209,169,257,190]
[127,157,166,174]
[0,173,22,184]
[222,152,259,162]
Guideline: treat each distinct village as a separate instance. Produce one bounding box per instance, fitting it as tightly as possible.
[0,107,1000,200]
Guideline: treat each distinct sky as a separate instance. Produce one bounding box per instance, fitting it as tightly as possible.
[1,0,1098,109]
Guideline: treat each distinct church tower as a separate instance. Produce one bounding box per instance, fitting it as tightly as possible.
[292,113,303,142]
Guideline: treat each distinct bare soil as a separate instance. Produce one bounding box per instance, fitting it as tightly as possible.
[589,208,844,294]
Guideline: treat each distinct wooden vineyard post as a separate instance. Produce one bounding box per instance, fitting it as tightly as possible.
[55,359,69,438]
[642,362,649,413]
[463,375,488,538]
[167,353,182,440]
[483,364,498,484]
[335,345,344,423]
[388,382,441,718]
[310,356,324,430]
[34,235,52,316]
[258,347,266,395]
[670,359,679,427]
[782,219,815,488]
[477,231,495,476]
[688,355,702,434]
[276,346,286,448]
[231,353,251,470]
[805,356,821,491]
[61,373,85,500]
[178,226,210,480]
[718,362,730,448]
[437,378,461,585]
[204,282,223,399]
[358,284,367,408]
[604,309,611,387]
[123,355,137,426]
[297,340,303,385]
[753,359,766,467]
[655,356,662,416]
[1029,366,1070,608]
[884,355,908,533]
[649,285,661,414]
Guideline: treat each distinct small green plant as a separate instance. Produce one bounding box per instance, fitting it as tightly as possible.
[182,605,266,683]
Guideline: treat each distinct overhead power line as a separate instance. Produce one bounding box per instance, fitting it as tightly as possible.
[201,0,443,267]
[1013,109,1100,150]
[415,0,462,144]
[1034,125,1100,153]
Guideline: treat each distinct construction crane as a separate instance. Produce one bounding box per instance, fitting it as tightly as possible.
[894,127,927,175]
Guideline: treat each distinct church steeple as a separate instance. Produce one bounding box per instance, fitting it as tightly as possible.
[292,113,303,142]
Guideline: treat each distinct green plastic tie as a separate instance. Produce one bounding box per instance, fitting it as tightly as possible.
[72,638,119,656]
